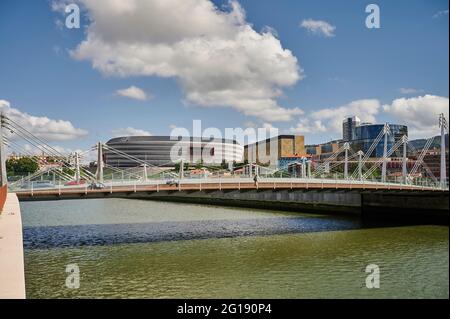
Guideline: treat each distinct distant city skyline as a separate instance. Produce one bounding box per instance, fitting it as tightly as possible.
[0,0,448,155]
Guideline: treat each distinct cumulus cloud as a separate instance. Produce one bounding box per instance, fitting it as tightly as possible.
[112,127,152,137]
[64,0,303,122]
[0,99,88,141]
[433,10,449,19]
[300,19,336,37]
[398,87,423,94]
[383,95,449,138]
[115,86,150,101]
[288,99,380,137]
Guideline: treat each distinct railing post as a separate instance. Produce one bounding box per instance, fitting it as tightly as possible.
[134,182,136,193]
[110,183,113,194]
[31,181,33,197]
[157,182,159,192]
[85,183,88,195]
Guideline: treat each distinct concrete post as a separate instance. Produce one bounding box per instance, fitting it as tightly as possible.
[439,114,447,189]
[0,113,7,186]
[381,123,390,183]
[96,142,104,183]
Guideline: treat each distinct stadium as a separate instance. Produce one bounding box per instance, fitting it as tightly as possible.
[104,136,244,168]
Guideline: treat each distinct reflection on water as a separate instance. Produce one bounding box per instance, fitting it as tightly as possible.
[21,198,449,299]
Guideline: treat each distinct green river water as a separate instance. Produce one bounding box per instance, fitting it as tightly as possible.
[20,198,448,298]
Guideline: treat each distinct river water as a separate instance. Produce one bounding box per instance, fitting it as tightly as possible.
[21,198,448,298]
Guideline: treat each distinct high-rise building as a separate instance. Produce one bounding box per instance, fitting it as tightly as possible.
[244,135,305,168]
[342,116,361,141]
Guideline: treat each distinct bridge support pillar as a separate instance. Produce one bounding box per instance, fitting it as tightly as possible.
[357,151,363,181]
[381,123,390,183]
[439,114,448,189]
[344,142,349,179]
[74,152,81,183]
[0,112,7,186]
[96,142,104,183]
[143,164,148,182]
[402,135,408,184]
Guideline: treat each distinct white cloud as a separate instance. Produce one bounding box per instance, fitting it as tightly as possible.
[115,85,150,101]
[64,0,303,122]
[289,119,327,134]
[398,87,423,94]
[433,10,449,19]
[112,127,152,137]
[383,95,449,138]
[300,19,336,37]
[288,99,380,136]
[0,99,88,141]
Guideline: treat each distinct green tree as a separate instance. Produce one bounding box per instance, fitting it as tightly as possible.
[6,157,39,176]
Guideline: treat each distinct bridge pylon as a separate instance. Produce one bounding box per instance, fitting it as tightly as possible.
[439,113,448,189]
[381,123,390,183]
[0,113,7,187]
[96,142,104,183]
[343,142,350,179]
[401,135,408,184]
[357,150,364,181]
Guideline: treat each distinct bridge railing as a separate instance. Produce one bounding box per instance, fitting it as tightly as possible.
[9,174,447,193]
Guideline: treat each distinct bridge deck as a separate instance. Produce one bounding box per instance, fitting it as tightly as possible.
[14,179,444,200]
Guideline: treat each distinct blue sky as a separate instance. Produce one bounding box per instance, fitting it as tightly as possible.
[0,0,448,154]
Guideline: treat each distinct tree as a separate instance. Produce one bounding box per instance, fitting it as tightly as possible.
[195,159,204,169]
[6,157,39,176]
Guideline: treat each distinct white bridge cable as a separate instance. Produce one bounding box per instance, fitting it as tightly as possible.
[349,130,388,180]
[102,144,160,168]
[103,164,144,180]
[5,141,75,187]
[408,136,436,179]
[312,144,347,176]
[406,142,438,183]
[361,137,404,179]
[3,117,96,182]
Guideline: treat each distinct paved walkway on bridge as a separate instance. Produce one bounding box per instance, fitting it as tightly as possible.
[0,193,26,299]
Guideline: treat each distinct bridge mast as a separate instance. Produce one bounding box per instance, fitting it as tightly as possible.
[343,142,350,179]
[74,152,81,183]
[439,113,448,189]
[96,142,104,183]
[357,151,364,181]
[401,135,408,184]
[0,113,7,186]
[381,123,390,183]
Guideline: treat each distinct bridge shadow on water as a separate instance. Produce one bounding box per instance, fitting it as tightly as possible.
[22,211,447,250]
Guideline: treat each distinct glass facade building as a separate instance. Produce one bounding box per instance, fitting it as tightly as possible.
[342,116,361,141]
[351,124,408,158]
